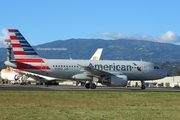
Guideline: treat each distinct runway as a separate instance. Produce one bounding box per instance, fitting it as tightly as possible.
[0,84,180,91]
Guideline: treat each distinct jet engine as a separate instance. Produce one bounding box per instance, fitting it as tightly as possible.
[5,74,22,81]
[7,74,28,81]
[14,74,21,80]
[100,75,128,87]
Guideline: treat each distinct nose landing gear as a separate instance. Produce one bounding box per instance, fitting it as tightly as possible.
[141,80,146,89]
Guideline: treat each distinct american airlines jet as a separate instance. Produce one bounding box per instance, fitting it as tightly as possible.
[4,29,167,89]
[0,68,55,84]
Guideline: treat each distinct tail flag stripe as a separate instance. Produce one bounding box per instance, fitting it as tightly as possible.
[17,66,50,70]
[9,29,14,32]
[10,36,18,40]
[11,43,22,47]
[15,58,44,62]
[14,51,26,55]
[9,29,19,32]
[13,51,37,55]
[13,48,35,51]
[13,55,42,58]
[11,43,32,48]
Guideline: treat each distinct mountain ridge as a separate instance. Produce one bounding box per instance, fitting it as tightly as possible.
[0,38,180,62]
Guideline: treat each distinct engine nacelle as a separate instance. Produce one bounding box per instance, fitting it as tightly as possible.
[72,73,92,80]
[100,75,128,87]
[7,74,27,81]
[6,74,21,81]
[14,74,20,80]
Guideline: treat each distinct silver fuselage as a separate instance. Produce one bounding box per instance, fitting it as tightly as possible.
[13,59,167,81]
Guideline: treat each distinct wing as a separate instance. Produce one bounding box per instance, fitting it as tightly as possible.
[78,64,123,78]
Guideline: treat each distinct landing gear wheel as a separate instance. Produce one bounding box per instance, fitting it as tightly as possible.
[141,81,146,89]
[85,83,90,89]
[91,83,96,89]
[46,82,50,87]
[141,86,145,89]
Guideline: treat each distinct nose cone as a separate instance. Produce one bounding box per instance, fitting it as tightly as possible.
[149,69,167,80]
[158,69,167,79]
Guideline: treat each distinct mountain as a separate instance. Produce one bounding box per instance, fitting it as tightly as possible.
[0,48,7,61]
[0,38,180,62]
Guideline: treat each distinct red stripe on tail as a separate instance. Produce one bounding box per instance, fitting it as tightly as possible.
[17,65,50,70]
[15,58,44,63]
[10,36,18,40]
[8,29,14,32]
[14,51,26,55]
[11,44,22,47]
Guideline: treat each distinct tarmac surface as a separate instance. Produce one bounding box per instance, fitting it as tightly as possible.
[0,84,180,91]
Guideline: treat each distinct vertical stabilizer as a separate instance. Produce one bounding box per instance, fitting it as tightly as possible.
[90,48,103,60]
[8,29,50,70]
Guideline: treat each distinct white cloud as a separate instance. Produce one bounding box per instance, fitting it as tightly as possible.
[0,28,9,48]
[99,31,180,44]
[158,31,179,43]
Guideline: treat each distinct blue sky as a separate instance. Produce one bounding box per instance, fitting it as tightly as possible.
[0,0,180,47]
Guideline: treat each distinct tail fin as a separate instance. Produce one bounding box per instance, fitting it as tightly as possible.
[90,48,103,60]
[8,29,50,70]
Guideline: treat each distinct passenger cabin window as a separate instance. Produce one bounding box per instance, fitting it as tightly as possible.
[154,66,159,69]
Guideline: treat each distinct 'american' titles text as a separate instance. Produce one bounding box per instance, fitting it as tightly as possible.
[89,63,132,71]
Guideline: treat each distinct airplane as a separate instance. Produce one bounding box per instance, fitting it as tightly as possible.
[0,67,56,85]
[1,48,103,85]
[4,29,167,89]
[90,48,103,60]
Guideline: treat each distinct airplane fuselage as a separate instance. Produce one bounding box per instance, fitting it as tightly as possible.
[12,59,166,81]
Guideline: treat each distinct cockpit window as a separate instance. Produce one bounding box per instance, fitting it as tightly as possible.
[154,66,159,69]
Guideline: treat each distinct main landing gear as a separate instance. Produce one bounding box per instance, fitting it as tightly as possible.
[141,80,146,89]
[85,83,96,89]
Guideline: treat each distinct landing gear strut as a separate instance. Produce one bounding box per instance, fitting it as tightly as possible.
[85,83,96,89]
[141,80,146,89]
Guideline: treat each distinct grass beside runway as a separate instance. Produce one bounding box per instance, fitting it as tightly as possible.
[0,91,180,120]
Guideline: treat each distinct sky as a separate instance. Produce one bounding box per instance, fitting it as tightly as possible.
[0,0,180,47]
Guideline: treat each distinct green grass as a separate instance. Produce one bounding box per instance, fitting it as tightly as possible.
[0,91,180,120]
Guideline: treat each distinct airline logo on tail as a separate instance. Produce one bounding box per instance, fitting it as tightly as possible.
[92,56,99,60]
[8,29,50,70]
[90,48,103,60]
